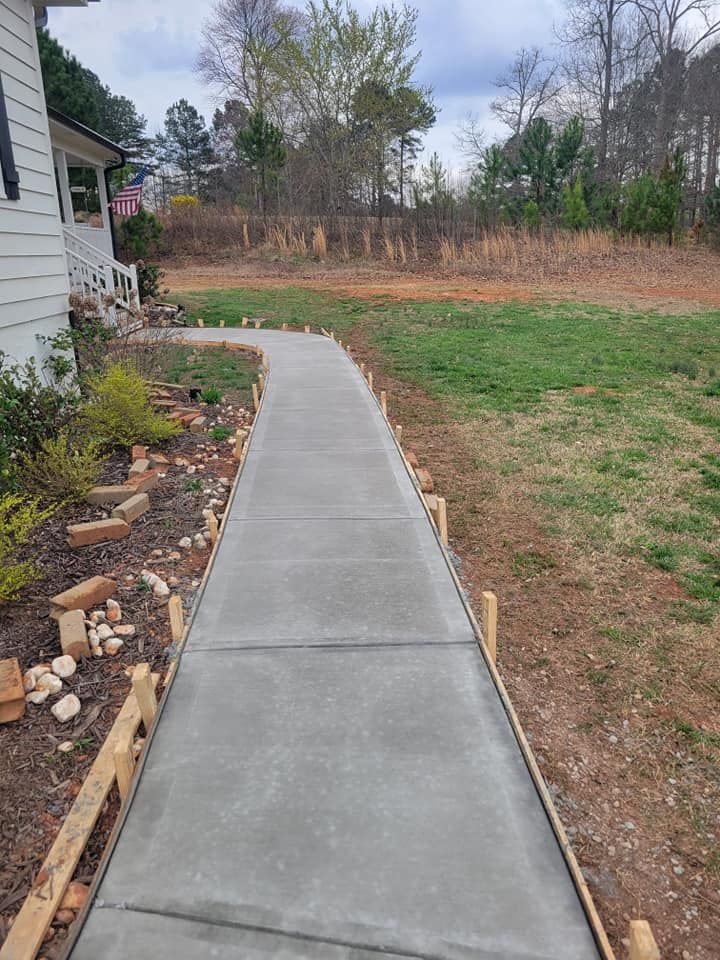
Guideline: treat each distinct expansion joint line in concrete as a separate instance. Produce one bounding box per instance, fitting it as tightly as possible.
[94,903,450,960]
[183,639,479,654]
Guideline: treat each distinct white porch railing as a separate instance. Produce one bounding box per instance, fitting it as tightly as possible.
[63,227,140,318]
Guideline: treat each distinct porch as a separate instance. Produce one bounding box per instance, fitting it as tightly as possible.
[48,108,140,321]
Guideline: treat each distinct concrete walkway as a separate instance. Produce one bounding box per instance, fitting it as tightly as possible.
[70,330,602,960]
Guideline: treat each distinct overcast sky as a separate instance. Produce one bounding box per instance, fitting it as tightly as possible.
[47,0,564,170]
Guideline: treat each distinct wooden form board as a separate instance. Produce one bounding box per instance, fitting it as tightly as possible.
[0,674,159,960]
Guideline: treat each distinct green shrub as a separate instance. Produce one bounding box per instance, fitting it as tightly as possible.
[200,385,222,404]
[136,260,167,301]
[0,352,76,491]
[78,362,180,449]
[0,494,56,602]
[208,425,233,440]
[18,431,105,503]
[118,208,163,259]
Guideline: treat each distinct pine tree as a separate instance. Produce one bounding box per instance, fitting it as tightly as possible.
[156,100,213,195]
[561,175,590,229]
[236,110,286,220]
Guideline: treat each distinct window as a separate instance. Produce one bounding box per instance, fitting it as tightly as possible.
[0,73,20,201]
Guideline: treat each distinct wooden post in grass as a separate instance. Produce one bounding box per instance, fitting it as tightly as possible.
[242,317,248,327]
[219,319,225,327]
[368,371,374,392]
[436,495,448,546]
[338,339,343,349]
[330,330,335,340]
[380,390,387,416]
[254,320,261,329]
[395,425,402,443]
[481,591,497,664]
[252,383,260,411]
[304,324,310,333]
[282,322,288,330]
[132,663,157,733]
[629,921,660,960]
[168,595,184,643]
[114,736,134,802]
[233,430,245,460]
[258,373,265,393]
[207,512,219,545]
[360,362,366,376]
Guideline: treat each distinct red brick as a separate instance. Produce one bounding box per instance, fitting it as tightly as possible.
[131,445,147,461]
[405,451,419,468]
[58,610,91,660]
[112,493,150,523]
[66,518,130,548]
[414,466,434,493]
[0,658,25,724]
[50,576,117,619]
[87,485,137,505]
[128,458,150,476]
[126,469,159,493]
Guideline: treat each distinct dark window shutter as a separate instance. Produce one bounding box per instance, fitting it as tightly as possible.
[0,73,20,201]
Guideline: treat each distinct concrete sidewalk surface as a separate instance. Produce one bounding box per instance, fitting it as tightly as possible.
[68,329,602,960]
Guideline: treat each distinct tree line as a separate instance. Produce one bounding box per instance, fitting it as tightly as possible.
[39,0,720,246]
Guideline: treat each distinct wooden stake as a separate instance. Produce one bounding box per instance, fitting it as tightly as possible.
[254,320,261,329]
[242,317,248,327]
[304,324,310,333]
[424,492,438,526]
[114,737,134,802]
[168,594,184,643]
[436,495,448,546]
[197,318,204,328]
[481,591,497,664]
[258,373,265,393]
[380,390,387,416]
[629,921,660,960]
[132,663,157,734]
[395,424,402,443]
[282,322,288,330]
[338,339,343,349]
[330,330,336,340]
[252,382,260,411]
[360,362,366,375]
[233,430,245,460]
[207,511,219,544]
[219,319,225,328]
[368,371,374,392]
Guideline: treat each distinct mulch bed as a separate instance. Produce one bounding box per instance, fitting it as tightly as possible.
[0,373,256,954]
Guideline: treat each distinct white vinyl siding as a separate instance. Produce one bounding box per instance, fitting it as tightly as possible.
[0,0,70,366]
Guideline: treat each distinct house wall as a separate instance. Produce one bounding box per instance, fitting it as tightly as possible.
[0,0,70,369]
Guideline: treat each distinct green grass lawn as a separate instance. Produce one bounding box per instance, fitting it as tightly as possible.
[160,344,259,401]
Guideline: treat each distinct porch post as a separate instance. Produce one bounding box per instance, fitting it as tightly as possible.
[53,148,73,228]
[95,164,110,233]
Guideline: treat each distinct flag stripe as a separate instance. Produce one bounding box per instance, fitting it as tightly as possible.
[110,166,149,217]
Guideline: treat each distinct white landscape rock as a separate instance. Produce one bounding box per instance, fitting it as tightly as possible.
[52,655,77,679]
[36,673,63,695]
[51,694,81,723]
[106,598,122,622]
[141,569,170,598]
[96,623,115,641]
[29,664,52,681]
[114,624,136,637]
[178,537,192,550]
[89,610,107,623]
[104,638,124,656]
[193,533,207,550]
[26,689,50,705]
[57,741,74,753]
[88,628,100,647]
[22,670,36,693]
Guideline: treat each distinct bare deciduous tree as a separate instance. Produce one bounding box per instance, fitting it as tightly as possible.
[491,46,561,142]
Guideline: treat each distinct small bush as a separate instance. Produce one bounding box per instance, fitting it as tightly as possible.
[0,494,56,602]
[0,352,76,491]
[208,425,233,441]
[136,260,167,301]
[78,362,181,449]
[704,378,720,397]
[200,385,222,404]
[118,208,163,259]
[18,431,105,503]
[668,359,699,380]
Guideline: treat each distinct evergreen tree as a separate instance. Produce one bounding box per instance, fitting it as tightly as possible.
[390,87,436,213]
[561,175,590,229]
[156,100,213,195]
[468,145,507,228]
[236,109,286,219]
[518,117,556,210]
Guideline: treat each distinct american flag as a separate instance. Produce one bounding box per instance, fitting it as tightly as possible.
[110,166,149,217]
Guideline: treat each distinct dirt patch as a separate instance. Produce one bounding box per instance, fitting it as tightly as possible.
[0,365,256,953]
[350,329,720,960]
[162,245,720,313]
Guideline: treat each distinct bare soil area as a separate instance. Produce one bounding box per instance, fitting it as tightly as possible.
[162,244,720,313]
